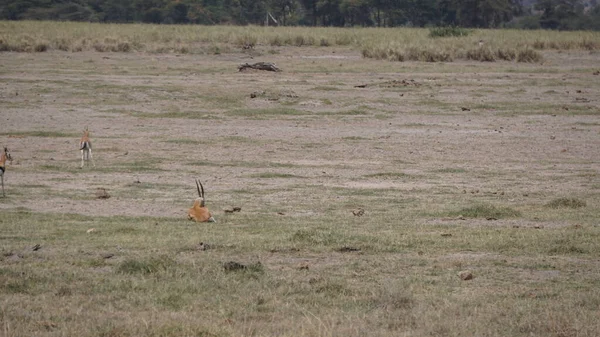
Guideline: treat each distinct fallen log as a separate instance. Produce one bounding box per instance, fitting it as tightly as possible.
[238,62,281,72]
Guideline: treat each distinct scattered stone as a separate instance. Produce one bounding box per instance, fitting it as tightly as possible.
[32,244,41,251]
[223,261,247,272]
[297,262,309,270]
[441,233,452,237]
[224,207,242,213]
[352,208,365,216]
[533,225,544,229]
[269,247,299,253]
[197,242,211,251]
[277,212,285,215]
[461,107,471,111]
[87,228,96,234]
[458,271,474,281]
[337,246,361,253]
[250,91,266,98]
[486,217,498,221]
[95,188,110,199]
[101,253,114,259]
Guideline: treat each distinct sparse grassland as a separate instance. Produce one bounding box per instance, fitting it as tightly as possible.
[1,21,600,336]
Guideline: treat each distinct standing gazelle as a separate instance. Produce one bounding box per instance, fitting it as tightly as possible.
[1,147,13,197]
[79,127,95,168]
[188,179,216,222]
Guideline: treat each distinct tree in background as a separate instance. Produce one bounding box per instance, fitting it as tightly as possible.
[0,0,598,30]
[535,0,583,29]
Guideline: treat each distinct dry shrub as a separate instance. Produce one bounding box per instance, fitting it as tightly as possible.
[496,48,517,61]
[175,45,190,54]
[361,46,387,60]
[517,48,544,63]
[34,42,49,52]
[116,42,131,52]
[268,35,283,46]
[388,49,405,62]
[235,34,257,49]
[580,39,599,50]
[0,39,11,52]
[466,47,496,62]
[55,38,71,51]
[319,38,331,47]
[93,43,108,52]
[93,40,131,52]
[334,34,354,45]
[406,47,453,62]
[292,35,314,47]
[532,39,547,50]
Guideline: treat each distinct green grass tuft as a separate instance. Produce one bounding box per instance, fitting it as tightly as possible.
[453,204,522,219]
[545,198,586,209]
[429,26,471,38]
[117,256,176,275]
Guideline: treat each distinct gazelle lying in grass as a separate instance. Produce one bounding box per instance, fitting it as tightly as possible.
[1,147,13,197]
[79,127,95,168]
[188,179,216,222]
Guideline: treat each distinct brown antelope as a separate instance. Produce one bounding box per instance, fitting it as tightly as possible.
[1,147,13,197]
[188,179,215,222]
[79,127,95,168]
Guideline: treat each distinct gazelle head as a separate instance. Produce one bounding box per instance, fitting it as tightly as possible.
[1,147,11,163]
[188,179,216,222]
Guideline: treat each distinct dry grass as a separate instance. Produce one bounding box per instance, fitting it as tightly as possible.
[0,22,600,336]
[1,21,599,63]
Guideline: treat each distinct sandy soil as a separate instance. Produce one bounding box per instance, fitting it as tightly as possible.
[0,47,598,221]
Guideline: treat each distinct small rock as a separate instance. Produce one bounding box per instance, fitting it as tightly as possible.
[96,188,110,199]
[458,271,474,281]
[337,246,361,253]
[32,244,41,251]
[223,261,247,272]
[297,263,309,270]
[352,208,365,216]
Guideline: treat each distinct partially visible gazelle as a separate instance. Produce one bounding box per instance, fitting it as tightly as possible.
[79,127,95,168]
[188,179,216,222]
[1,147,13,197]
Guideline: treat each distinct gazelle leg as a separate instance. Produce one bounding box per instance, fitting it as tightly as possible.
[1,175,4,197]
[81,149,85,168]
[89,148,95,167]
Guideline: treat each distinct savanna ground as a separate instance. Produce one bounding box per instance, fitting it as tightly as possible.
[1,22,600,336]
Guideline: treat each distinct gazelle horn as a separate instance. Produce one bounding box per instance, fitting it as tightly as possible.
[196,179,204,198]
